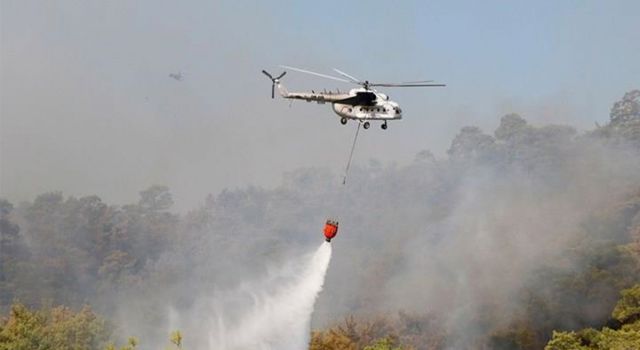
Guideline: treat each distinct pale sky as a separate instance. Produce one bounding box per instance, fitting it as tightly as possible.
[1,0,639,210]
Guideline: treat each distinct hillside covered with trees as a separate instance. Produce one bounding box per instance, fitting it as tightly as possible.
[1,90,640,349]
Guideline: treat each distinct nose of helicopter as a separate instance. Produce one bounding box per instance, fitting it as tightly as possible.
[393,106,403,119]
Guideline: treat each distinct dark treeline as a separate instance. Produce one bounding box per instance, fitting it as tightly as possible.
[1,90,640,349]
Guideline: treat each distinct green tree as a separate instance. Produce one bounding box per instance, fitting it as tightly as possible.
[544,331,588,350]
[0,302,112,350]
[494,113,529,141]
[105,337,138,350]
[363,337,403,350]
[545,284,640,349]
[0,198,27,309]
[610,90,640,126]
[447,126,496,160]
[594,328,640,349]
[139,185,173,213]
[594,89,640,144]
[612,284,640,325]
[310,330,357,350]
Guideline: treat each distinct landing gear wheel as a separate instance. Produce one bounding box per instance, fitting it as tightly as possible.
[340,117,347,125]
[381,122,388,130]
[363,121,370,129]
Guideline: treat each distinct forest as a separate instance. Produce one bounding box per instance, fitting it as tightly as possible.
[1,90,640,349]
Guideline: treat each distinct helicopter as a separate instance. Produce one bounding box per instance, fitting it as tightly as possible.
[168,72,184,81]
[262,66,445,130]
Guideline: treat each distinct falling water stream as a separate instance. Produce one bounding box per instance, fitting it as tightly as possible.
[206,242,333,350]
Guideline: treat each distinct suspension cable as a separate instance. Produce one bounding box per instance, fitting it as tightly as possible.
[342,122,362,185]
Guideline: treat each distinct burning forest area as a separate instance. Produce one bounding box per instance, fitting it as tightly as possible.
[2,2,640,349]
[1,91,640,349]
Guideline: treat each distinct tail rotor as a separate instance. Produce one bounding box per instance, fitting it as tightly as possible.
[262,70,286,99]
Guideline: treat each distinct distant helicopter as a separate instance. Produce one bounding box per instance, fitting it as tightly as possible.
[169,72,184,81]
[262,66,445,130]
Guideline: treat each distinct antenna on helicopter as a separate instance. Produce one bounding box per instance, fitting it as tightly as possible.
[262,70,287,99]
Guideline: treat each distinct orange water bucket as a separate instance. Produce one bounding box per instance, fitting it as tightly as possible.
[324,219,338,242]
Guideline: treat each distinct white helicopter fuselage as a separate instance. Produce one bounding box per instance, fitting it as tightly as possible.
[332,89,402,121]
[277,84,402,122]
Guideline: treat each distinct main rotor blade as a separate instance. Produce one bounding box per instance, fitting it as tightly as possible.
[271,84,275,99]
[370,83,446,87]
[280,65,350,83]
[332,68,361,83]
[400,80,434,84]
[262,70,273,80]
[276,71,287,79]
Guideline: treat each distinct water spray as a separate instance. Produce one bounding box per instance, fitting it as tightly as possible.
[206,242,332,350]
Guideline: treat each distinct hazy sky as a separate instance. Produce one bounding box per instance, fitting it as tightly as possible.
[1,1,639,210]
